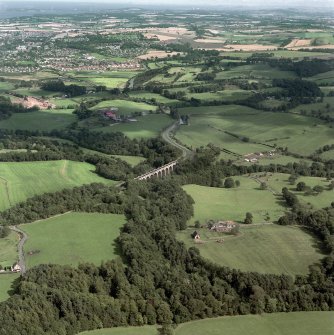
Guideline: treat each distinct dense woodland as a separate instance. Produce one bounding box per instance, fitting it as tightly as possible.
[0,173,334,334]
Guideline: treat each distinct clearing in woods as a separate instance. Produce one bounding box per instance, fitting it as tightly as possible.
[177,225,324,276]
[0,160,115,211]
[21,212,126,268]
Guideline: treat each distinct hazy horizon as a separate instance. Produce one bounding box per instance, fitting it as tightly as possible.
[1,0,333,9]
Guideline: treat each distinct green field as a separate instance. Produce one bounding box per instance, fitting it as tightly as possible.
[175,109,334,156]
[0,81,15,92]
[94,114,172,139]
[79,312,334,335]
[178,225,323,275]
[21,212,125,268]
[79,326,157,335]
[216,64,297,81]
[92,99,155,115]
[0,160,114,210]
[111,155,146,166]
[0,274,19,303]
[183,180,284,225]
[0,110,76,131]
[262,173,334,209]
[174,312,334,335]
[70,71,139,89]
[0,231,18,268]
[129,91,179,105]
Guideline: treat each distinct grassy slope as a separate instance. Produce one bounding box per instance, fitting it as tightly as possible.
[0,274,19,303]
[95,114,172,139]
[175,110,334,156]
[79,326,157,335]
[175,312,334,335]
[183,178,284,224]
[78,312,334,335]
[91,99,155,115]
[111,155,145,166]
[0,110,76,131]
[177,225,324,275]
[0,231,19,268]
[21,212,125,268]
[263,173,334,209]
[0,160,114,211]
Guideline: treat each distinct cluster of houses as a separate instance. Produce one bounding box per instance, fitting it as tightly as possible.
[192,220,238,241]
[244,150,276,163]
[0,263,21,274]
[101,107,138,123]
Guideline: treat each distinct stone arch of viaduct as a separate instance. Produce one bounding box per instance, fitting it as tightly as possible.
[135,160,178,181]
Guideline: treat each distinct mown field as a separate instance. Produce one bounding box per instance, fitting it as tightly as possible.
[79,312,334,335]
[0,109,76,131]
[0,160,114,210]
[183,179,284,224]
[21,212,126,268]
[129,91,179,105]
[111,155,145,166]
[175,108,334,156]
[70,70,139,89]
[0,273,19,303]
[91,99,155,115]
[177,225,323,275]
[94,114,172,139]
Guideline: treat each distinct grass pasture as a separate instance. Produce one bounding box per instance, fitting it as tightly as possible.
[71,71,139,89]
[261,173,334,209]
[175,109,334,156]
[21,212,125,268]
[0,109,76,131]
[178,225,323,275]
[0,160,114,210]
[91,99,155,115]
[94,114,172,139]
[79,312,334,335]
[0,274,19,303]
[0,231,19,268]
[111,155,145,166]
[129,91,179,105]
[183,180,284,225]
[216,64,296,81]
[175,312,334,335]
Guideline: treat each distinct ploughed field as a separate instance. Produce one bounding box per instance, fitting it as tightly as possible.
[21,212,126,268]
[79,312,334,335]
[0,160,115,210]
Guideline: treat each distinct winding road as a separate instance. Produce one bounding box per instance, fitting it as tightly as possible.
[10,226,27,275]
[162,122,194,160]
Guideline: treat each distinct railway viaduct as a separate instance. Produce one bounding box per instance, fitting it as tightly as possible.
[135,160,178,181]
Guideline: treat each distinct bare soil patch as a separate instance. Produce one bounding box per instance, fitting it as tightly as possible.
[12,96,55,110]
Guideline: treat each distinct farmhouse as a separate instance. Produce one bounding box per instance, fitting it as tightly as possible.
[210,221,237,233]
[101,108,121,122]
[11,263,21,273]
[191,231,201,240]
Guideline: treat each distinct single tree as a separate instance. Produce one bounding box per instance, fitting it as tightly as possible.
[244,212,253,224]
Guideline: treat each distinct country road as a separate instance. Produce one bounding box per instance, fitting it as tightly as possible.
[10,226,27,275]
[162,122,194,160]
